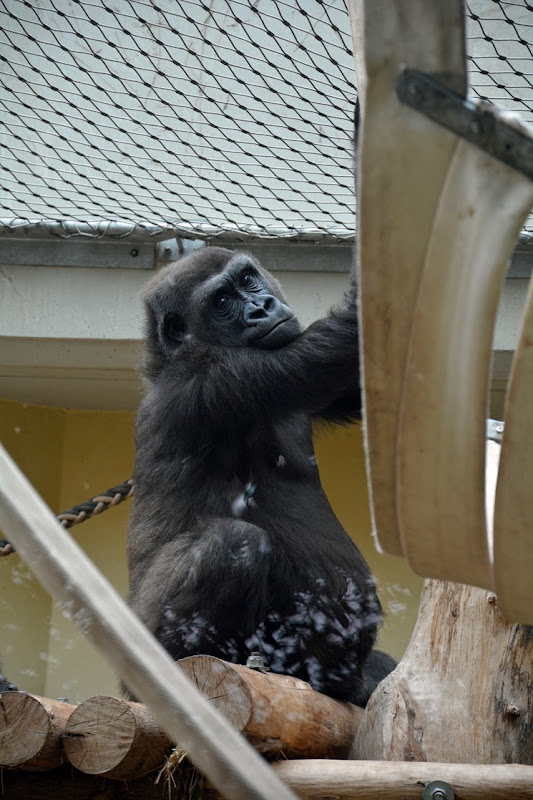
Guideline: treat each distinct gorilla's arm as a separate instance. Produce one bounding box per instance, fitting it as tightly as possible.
[128,519,272,642]
[141,306,360,451]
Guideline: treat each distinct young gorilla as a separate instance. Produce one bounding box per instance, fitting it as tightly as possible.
[127,247,394,706]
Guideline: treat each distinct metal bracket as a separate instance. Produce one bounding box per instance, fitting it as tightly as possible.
[397,69,533,183]
[487,418,505,443]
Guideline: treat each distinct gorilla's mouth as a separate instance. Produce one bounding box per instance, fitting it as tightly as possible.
[254,317,291,340]
[251,315,300,348]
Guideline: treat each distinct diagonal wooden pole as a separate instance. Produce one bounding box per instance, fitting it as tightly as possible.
[0,442,296,800]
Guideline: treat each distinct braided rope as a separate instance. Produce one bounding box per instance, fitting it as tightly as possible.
[0,479,134,557]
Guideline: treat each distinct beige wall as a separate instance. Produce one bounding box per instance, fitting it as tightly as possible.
[314,423,423,659]
[44,409,134,700]
[1,397,421,702]
[0,399,134,700]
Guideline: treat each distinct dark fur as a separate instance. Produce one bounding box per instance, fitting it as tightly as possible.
[0,664,17,693]
[127,247,393,704]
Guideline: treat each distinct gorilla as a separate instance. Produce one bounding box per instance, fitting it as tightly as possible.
[0,664,17,693]
[127,247,394,706]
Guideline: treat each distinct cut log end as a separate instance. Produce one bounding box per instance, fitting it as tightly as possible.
[64,695,172,780]
[0,692,74,771]
[178,655,253,731]
[180,655,362,759]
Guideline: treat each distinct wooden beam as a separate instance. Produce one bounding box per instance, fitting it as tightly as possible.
[274,760,533,799]
[2,759,533,800]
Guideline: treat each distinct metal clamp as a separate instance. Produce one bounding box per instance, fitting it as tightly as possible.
[397,68,533,183]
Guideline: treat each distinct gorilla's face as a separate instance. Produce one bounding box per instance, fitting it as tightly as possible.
[145,247,302,355]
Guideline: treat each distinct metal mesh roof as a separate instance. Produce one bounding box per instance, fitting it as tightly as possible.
[1,0,532,241]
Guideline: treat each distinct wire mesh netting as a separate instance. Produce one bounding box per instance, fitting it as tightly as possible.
[1,0,532,241]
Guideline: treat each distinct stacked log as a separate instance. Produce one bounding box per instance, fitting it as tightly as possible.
[0,692,74,770]
[0,656,361,780]
[178,655,362,759]
[63,696,172,779]
[2,650,533,799]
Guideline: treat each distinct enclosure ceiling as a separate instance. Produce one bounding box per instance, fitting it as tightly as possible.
[1,0,533,243]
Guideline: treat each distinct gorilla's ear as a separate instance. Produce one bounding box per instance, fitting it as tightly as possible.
[160,312,187,348]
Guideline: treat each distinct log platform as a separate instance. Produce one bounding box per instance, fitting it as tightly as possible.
[0,655,361,796]
[2,654,533,799]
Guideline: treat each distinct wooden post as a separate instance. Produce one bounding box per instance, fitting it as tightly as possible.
[0,693,74,770]
[351,580,533,764]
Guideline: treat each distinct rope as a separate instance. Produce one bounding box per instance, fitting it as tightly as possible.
[0,478,134,557]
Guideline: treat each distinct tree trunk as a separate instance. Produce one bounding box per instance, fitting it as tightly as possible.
[352,580,533,763]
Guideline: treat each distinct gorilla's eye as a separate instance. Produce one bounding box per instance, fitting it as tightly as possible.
[164,313,185,342]
[239,270,254,288]
[214,293,231,310]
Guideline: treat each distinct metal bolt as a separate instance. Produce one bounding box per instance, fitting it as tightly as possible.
[506,704,520,717]
[422,780,456,800]
[130,248,139,257]
[487,592,497,605]
[496,424,504,434]
[164,245,172,255]
[246,651,268,670]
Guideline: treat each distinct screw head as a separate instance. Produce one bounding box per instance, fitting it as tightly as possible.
[246,651,266,669]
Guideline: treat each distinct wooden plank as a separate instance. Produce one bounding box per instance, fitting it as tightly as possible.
[494,274,533,622]
[348,0,466,555]
[0,443,296,800]
[397,140,533,587]
[274,760,533,800]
